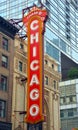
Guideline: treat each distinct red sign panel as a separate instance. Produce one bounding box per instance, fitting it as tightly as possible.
[23,6,47,124]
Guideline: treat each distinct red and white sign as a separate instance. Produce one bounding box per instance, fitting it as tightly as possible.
[23,6,47,124]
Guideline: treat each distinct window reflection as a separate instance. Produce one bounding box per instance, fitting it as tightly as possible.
[46,41,59,61]
[60,39,66,52]
[45,28,59,47]
[72,49,78,61]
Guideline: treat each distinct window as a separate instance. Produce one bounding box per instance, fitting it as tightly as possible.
[45,28,59,47]
[66,0,69,7]
[68,109,73,117]
[45,60,48,64]
[52,64,54,69]
[0,100,6,118]
[45,76,48,85]
[19,61,23,71]
[52,0,57,7]
[46,41,59,61]
[2,55,8,68]
[0,75,7,91]
[60,98,63,105]
[66,34,70,40]
[53,80,56,89]
[70,96,73,102]
[60,39,66,52]
[2,37,8,51]
[60,110,64,118]
[63,97,66,103]
[20,43,24,49]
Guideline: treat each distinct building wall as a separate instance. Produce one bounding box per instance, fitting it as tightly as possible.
[0,32,14,123]
[43,54,61,130]
[12,35,27,130]
[0,16,19,130]
[59,79,78,130]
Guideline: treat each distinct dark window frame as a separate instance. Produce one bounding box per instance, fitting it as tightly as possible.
[2,37,8,51]
[0,100,6,118]
[0,75,7,91]
[68,109,73,117]
[70,96,73,102]
[20,43,24,49]
[45,60,48,65]
[53,80,56,89]
[45,76,48,85]
[19,61,23,72]
[60,111,64,118]
[2,55,8,68]
[52,64,54,69]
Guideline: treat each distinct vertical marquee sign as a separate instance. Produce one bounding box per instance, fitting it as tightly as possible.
[23,6,47,124]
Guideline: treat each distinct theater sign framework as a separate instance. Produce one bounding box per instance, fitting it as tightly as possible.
[22,6,47,124]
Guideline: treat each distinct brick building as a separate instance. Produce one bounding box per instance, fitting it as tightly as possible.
[0,16,18,130]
